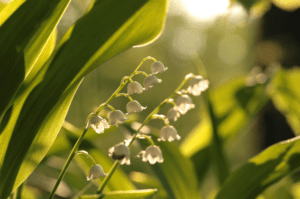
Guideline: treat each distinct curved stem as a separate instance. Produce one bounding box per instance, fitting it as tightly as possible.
[137,134,155,145]
[151,114,169,125]
[116,93,133,101]
[76,150,97,165]
[133,71,149,77]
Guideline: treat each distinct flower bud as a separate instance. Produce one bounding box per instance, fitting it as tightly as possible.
[151,61,168,74]
[158,125,181,142]
[127,81,144,95]
[175,94,195,114]
[187,76,209,96]
[138,145,164,164]
[109,143,131,165]
[88,115,110,134]
[126,100,147,115]
[108,110,129,126]
[143,75,162,90]
[87,164,107,181]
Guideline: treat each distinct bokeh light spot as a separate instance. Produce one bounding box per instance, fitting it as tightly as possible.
[218,34,247,65]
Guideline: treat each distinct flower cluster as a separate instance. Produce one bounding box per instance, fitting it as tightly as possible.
[84,58,168,180]
[82,58,209,183]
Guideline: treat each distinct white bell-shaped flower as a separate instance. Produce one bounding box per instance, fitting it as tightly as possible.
[126,100,147,115]
[88,115,110,134]
[187,76,209,96]
[127,81,144,95]
[158,125,181,142]
[138,145,164,164]
[167,107,180,122]
[87,164,107,181]
[109,143,131,165]
[151,61,168,74]
[143,75,162,90]
[175,94,195,114]
[108,110,129,126]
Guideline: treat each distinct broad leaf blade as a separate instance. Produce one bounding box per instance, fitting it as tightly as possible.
[216,136,300,199]
[77,189,158,199]
[0,0,25,26]
[0,0,71,118]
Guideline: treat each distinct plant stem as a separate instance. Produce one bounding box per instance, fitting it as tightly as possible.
[49,57,156,198]
[49,128,88,199]
[97,74,195,193]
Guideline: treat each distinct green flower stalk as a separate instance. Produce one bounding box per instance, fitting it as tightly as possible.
[48,56,158,199]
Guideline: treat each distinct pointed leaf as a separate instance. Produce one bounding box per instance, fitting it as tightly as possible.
[216,136,300,199]
[0,0,71,117]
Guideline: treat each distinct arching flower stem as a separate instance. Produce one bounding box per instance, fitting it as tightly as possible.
[49,56,157,199]
[116,93,133,101]
[151,114,169,126]
[165,98,177,107]
[137,134,155,146]
[76,150,97,165]
[133,70,149,77]
[97,73,197,194]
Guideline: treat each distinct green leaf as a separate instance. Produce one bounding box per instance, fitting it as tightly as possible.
[269,68,300,134]
[0,0,25,26]
[215,136,300,199]
[77,189,158,199]
[0,0,71,118]
[0,0,168,198]
[150,136,201,199]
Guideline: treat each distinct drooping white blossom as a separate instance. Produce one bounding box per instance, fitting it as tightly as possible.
[126,100,147,115]
[108,110,128,126]
[108,143,131,165]
[167,107,181,122]
[87,164,107,181]
[158,125,181,142]
[127,81,144,95]
[88,115,110,134]
[175,94,195,114]
[138,145,164,164]
[187,76,209,96]
[143,75,162,90]
[151,61,168,74]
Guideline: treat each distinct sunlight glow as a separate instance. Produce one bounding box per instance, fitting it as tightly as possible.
[183,0,230,21]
